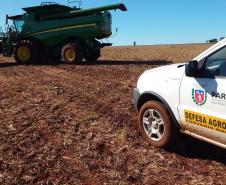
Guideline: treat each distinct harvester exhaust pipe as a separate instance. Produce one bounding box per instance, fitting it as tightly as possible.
[5,14,9,25]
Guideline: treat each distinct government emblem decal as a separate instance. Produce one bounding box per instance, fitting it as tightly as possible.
[192,88,207,105]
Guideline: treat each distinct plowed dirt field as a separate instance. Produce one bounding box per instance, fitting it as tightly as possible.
[0,44,225,185]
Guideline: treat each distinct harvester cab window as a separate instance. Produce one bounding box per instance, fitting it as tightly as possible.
[14,20,24,33]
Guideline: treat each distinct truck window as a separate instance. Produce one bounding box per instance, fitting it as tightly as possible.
[202,46,226,77]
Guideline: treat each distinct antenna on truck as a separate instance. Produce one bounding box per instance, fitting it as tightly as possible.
[68,0,82,8]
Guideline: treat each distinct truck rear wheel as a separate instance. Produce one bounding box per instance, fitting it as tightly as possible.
[61,43,83,64]
[84,49,100,62]
[138,101,175,148]
[14,40,40,64]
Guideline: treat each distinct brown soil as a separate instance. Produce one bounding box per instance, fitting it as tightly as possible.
[0,44,225,185]
[101,44,211,62]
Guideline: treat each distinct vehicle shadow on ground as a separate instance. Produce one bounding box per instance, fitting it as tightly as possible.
[0,60,174,68]
[0,62,19,68]
[171,135,226,164]
[89,60,174,66]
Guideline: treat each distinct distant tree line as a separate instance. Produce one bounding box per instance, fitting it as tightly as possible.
[206,37,225,44]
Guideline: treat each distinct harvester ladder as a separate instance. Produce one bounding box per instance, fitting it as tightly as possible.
[0,26,4,37]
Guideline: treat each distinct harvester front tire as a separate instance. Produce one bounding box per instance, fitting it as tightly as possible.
[0,42,2,54]
[14,40,40,64]
[84,50,100,62]
[61,43,83,64]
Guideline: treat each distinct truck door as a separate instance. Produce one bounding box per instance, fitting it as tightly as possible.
[178,46,226,146]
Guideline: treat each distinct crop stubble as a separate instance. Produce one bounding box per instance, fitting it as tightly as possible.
[0,44,225,185]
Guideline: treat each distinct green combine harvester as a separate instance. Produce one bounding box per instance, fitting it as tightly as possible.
[0,2,127,64]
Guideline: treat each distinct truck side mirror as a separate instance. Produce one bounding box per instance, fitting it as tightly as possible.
[185,60,198,77]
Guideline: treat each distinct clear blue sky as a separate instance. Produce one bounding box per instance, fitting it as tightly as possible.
[0,0,225,45]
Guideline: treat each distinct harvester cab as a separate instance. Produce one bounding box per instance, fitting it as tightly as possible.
[0,14,24,56]
[0,2,127,64]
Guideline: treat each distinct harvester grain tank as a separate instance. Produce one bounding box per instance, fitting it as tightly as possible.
[0,2,127,64]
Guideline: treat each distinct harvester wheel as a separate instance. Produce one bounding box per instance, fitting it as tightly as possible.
[61,43,83,64]
[14,40,40,64]
[0,42,2,54]
[84,49,100,62]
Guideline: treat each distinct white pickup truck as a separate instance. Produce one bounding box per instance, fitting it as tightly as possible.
[133,39,226,149]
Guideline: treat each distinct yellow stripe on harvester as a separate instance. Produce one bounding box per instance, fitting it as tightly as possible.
[184,110,226,134]
[29,23,97,36]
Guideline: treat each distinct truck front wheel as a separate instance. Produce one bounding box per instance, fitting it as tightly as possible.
[14,40,40,64]
[61,43,83,64]
[138,101,175,148]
